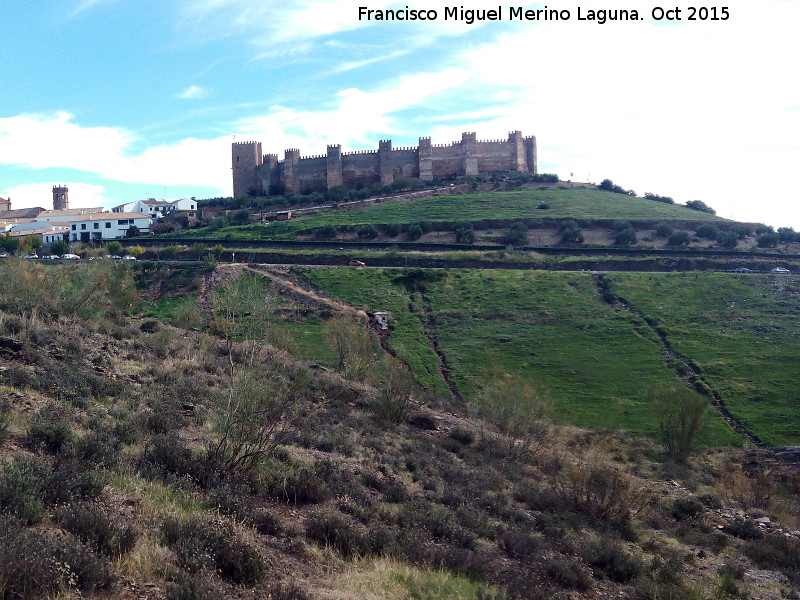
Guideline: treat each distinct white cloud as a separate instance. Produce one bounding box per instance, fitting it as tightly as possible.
[1,182,108,211]
[177,85,210,100]
[0,112,232,193]
[69,0,115,17]
[179,0,493,55]
[234,68,471,151]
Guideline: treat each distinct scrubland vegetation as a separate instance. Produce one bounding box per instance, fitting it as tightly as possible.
[1,259,800,599]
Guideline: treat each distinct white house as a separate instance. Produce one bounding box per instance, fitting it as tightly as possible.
[67,212,151,242]
[35,208,104,223]
[111,198,197,215]
[9,226,70,245]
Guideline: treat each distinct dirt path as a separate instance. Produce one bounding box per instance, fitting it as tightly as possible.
[198,264,244,315]
[417,293,463,404]
[245,265,363,317]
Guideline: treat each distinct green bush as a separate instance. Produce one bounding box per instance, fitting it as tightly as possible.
[305,508,369,558]
[0,456,49,524]
[25,403,73,454]
[559,220,584,244]
[504,222,529,246]
[384,223,402,237]
[58,502,138,558]
[685,199,716,214]
[671,497,704,522]
[166,572,223,600]
[583,540,643,583]
[454,221,475,244]
[162,516,265,585]
[262,463,331,505]
[716,231,739,248]
[757,232,779,248]
[644,193,674,204]
[695,224,719,240]
[731,223,753,239]
[654,223,673,238]
[0,516,111,598]
[315,225,338,239]
[667,231,691,247]
[0,398,10,443]
[406,224,423,241]
[448,427,475,445]
[614,227,637,246]
[356,224,378,239]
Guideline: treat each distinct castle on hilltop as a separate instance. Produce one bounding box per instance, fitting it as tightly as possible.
[232,131,537,197]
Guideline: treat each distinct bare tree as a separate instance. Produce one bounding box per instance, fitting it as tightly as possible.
[650,386,707,462]
[206,272,301,474]
[479,376,555,461]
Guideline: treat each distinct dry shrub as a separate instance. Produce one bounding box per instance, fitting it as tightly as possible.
[718,462,772,510]
[369,362,415,423]
[162,516,265,585]
[57,502,138,558]
[0,515,111,599]
[548,458,650,525]
[325,316,379,379]
[478,376,555,461]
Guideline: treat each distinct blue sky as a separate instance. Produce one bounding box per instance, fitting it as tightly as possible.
[2,1,799,228]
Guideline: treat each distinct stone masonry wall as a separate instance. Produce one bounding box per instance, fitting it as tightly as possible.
[233,131,537,197]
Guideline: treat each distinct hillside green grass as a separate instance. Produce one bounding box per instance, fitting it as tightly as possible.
[298,267,744,447]
[612,272,800,446]
[182,188,727,241]
[295,267,450,397]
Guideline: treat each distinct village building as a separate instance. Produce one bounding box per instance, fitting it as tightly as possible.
[66,212,151,243]
[111,197,197,215]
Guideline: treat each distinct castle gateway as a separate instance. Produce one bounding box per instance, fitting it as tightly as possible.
[232,131,537,197]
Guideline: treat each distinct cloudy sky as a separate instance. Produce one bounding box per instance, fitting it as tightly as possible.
[1,1,798,227]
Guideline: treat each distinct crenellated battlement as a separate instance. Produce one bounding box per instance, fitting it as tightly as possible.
[232,130,537,196]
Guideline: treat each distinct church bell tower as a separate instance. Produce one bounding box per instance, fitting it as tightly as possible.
[53,185,69,210]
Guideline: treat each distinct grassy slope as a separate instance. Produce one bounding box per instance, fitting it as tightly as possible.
[295,268,449,397]
[612,272,800,446]
[300,267,742,447]
[181,188,726,240]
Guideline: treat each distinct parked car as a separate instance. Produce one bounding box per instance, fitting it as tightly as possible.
[41,255,60,260]
[771,267,791,274]
[121,255,137,261]
[0,252,7,258]
[61,253,81,260]
[732,267,750,273]
[348,259,366,267]
[24,253,39,259]
[112,255,124,260]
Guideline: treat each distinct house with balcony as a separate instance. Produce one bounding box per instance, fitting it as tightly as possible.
[67,212,152,242]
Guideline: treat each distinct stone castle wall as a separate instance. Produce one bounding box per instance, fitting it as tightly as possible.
[0,197,10,212]
[232,131,537,196]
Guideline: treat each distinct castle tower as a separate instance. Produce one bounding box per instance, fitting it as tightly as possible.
[378,140,393,186]
[0,196,10,212]
[327,145,343,188]
[418,137,432,182]
[508,131,526,172]
[462,132,478,176]
[53,185,69,211]
[232,141,264,198]
[523,136,538,174]
[283,149,301,194]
